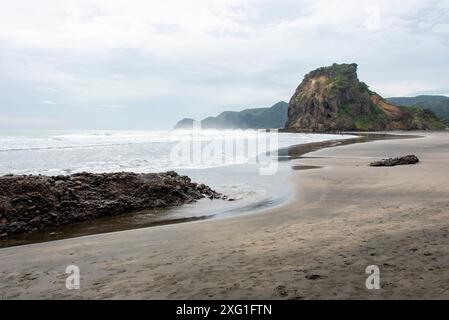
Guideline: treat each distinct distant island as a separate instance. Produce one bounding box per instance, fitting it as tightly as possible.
[174,64,448,131]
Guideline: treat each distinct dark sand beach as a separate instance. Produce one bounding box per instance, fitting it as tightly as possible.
[1,131,449,299]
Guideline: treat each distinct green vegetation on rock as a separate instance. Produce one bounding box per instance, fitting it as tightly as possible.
[285,63,445,132]
[399,106,446,130]
[387,96,449,127]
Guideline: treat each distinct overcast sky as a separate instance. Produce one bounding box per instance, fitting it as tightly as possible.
[1,0,448,130]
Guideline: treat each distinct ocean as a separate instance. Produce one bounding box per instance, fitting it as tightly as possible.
[0,130,354,175]
[0,130,355,246]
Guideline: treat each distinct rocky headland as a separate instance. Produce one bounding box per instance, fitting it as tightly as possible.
[174,65,448,132]
[285,63,445,132]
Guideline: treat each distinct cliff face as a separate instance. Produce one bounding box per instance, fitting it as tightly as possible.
[285,63,445,131]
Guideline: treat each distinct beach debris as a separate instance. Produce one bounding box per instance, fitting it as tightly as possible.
[305,274,326,280]
[275,285,289,297]
[0,171,222,236]
[221,195,237,202]
[370,155,419,167]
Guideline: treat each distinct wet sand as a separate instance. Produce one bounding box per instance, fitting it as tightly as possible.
[1,131,449,299]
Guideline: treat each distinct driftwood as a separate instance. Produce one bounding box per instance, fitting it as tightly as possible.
[370,155,420,167]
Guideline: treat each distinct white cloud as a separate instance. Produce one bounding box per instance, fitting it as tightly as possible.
[41,100,56,105]
[0,0,448,129]
[371,81,441,97]
[80,104,128,111]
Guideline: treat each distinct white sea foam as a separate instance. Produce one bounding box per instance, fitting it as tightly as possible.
[0,130,355,176]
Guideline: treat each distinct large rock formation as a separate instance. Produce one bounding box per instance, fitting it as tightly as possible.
[0,172,221,237]
[285,63,445,131]
[174,101,289,130]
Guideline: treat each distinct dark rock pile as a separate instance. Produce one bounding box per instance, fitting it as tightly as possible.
[0,171,222,237]
[370,155,420,167]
